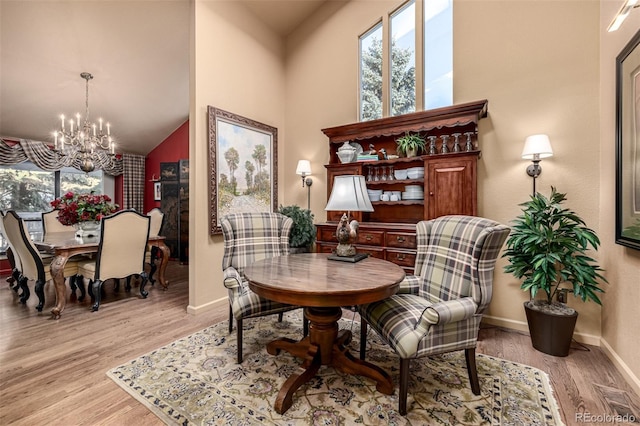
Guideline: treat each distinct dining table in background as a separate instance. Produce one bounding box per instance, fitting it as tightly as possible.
[34,231,170,318]
[243,252,405,414]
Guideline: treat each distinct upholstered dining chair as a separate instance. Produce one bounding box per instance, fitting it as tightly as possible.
[77,209,151,312]
[3,210,80,312]
[221,212,307,363]
[42,209,88,299]
[122,208,165,291]
[42,209,73,234]
[1,211,22,294]
[145,208,164,284]
[358,215,510,415]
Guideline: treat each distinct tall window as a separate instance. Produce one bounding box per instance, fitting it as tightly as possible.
[424,0,453,109]
[359,23,384,121]
[359,0,452,121]
[390,0,416,116]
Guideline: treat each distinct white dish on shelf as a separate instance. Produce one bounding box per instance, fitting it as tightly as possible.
[401,192,424,200]
[394,169,408,180]
[407,166,425,172]
[404,185,423,192]
[407,171,425,179]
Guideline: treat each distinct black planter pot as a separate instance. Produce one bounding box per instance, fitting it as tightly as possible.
[524,301,578,357]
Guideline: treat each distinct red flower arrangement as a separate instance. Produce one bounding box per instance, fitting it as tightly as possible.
[50,192,118,226]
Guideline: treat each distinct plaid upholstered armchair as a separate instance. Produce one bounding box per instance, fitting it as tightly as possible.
[221,212,306,363]
[358,215,510,415]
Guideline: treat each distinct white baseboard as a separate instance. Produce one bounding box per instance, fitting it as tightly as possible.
[186,297,227,315]
[599,338,640,397]
[481,315,601,346]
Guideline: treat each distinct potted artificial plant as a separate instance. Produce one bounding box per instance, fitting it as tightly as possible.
[503,187,607,357]
[278,205,316,253]
[395,132,426,157]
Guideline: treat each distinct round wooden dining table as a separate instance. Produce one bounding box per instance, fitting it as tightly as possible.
[244,252,405,414]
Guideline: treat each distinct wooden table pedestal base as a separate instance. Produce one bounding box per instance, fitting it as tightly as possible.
[266,306,394,414]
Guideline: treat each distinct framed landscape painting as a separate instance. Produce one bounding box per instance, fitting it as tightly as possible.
[208,106,278,235]
[615,29,640,250]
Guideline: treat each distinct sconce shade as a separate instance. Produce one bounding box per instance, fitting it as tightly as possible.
[296,160,312,176]
[325,175,374,213]
[522,134,553,159]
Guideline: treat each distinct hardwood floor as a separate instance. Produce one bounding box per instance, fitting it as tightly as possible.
[1,263,638,425]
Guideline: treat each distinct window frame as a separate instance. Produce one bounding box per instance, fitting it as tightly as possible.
[359,0,452,121]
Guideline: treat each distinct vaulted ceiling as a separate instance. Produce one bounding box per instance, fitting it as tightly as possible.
[0,0,328,156]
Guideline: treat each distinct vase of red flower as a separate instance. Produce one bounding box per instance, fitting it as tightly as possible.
[50,191,118,237]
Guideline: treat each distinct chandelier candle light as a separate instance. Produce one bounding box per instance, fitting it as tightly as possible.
[54,72,116,173]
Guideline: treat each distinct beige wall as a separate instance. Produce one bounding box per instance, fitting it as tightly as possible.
[598,0,640,394]
[188,0,639,392]
[189,0,286,313]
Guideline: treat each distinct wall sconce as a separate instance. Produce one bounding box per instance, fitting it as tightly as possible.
[296,160,313,210]
[324,175,374,262]
[522,134,553,196]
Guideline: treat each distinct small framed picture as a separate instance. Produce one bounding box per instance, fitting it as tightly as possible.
[154,182,162,201]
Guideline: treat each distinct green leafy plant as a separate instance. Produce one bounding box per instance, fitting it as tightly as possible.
[395,132,426,156]
[503,187,607,305]
[278,205,316,249]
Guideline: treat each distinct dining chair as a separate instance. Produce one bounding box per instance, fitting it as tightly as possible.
[42,209,87,300]
[145,208,164,284]
[42,209,73,234]
[3,210,80,312]
[121,208,165,292]
[1,211,22,294]
[357,215,510,415]
[221,212,307,363]
[77,209,151,312]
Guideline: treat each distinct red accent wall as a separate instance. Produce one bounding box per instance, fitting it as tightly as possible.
[144,120,189,212]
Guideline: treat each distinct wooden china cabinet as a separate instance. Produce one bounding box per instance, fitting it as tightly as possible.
[315,99,488,273]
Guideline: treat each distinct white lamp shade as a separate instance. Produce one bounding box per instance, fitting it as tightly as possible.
[522,134,553,159]
[296,160,312,176]
[325,175,374,212]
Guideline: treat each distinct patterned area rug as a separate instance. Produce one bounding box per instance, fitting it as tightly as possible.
[107,312,564,425]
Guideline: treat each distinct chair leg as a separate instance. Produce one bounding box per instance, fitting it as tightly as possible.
[465,348,481,395]
[228,305,233,334]
[399,358,410,415]
[360,320,368,360]
[18,276,29,304]
[278,312,283,322]
[34,279,45,312]
[75,275,86,302]
[139,272,149,298]
[10,268,20,292]
[91,279,104,312]
[237,318,243,364]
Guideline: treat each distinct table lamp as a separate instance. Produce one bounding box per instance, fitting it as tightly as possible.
[324,175,374,262]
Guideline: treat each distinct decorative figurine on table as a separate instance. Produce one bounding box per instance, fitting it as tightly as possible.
[379,148,387,160]
[334,213,358,257]
[367,144,377,155]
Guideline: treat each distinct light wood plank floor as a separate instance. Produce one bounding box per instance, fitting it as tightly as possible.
[1,262,638,425]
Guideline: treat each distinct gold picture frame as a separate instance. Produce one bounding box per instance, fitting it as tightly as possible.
[208,106,278,235]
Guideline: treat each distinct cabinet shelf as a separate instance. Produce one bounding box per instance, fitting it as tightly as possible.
[372,200,424,206]
[366,179,424,186]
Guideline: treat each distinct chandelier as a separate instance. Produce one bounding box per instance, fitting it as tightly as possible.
[53,72,116,173]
